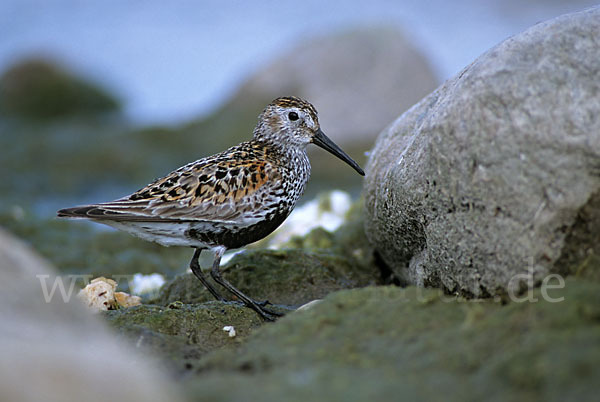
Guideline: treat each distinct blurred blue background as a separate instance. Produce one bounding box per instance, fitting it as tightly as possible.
[1,0,596,125]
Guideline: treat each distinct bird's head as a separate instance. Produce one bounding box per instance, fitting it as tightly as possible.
[254,96,364,176]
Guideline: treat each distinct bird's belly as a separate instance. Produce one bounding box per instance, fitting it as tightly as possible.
[186,209,290,249]
[98,207,291,250]
[101,220,204,247]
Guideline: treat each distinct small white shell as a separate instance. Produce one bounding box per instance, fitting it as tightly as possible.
[222,325,236,338]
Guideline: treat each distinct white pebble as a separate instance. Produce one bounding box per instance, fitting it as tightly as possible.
[222,325,236,338]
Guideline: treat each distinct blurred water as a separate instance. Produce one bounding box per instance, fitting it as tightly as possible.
[0,0,596,125]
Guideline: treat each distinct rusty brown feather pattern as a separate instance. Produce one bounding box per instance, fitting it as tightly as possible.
[79,140,310,226]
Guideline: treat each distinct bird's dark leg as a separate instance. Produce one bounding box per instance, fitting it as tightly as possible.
[189,248,226,301]
[209,247,283,321]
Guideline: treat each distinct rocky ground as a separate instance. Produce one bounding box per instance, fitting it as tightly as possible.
[2,218,599,401]
[1,7,600,402]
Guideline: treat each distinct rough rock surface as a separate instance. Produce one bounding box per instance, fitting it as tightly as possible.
[93,231,600,401]
[364,7,600,296]
[104,302,265,373]
[237,26,438,145]
[0,228,181,402]
[186,281,600,401]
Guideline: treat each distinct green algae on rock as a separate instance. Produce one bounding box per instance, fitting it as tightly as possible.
[103,302,265,374]
[186,279,600,401]
[572,253,600,283]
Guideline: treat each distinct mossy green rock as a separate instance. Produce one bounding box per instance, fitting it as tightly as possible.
[184,279,599,401]
[572,253,600,282]
[103,302,264,373]
[157,247,380,307]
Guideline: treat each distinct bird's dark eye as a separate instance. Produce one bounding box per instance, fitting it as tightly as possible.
[288,111,299,121]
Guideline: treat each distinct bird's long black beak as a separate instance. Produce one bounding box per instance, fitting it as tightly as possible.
[312,129,365,176]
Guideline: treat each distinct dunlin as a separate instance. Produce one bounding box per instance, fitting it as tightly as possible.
[58,96,365,320]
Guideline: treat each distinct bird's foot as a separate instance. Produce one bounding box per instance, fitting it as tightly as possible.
[241,299,285,321]
[255,299,273,307]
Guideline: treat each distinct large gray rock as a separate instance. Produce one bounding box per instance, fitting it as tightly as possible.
[364,7,600,296]
[237,26,438,145]
[0,228,181,402]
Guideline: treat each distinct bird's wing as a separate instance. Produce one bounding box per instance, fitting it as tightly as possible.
[58,145,281,224]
